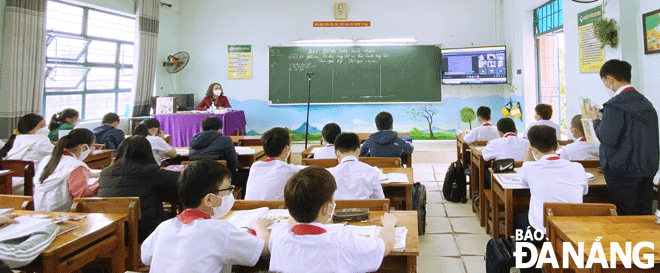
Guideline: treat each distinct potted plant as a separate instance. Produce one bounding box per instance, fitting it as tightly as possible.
[593,18,618,49]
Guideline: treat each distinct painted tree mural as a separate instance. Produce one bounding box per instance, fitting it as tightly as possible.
[410,105,438,139]
[460,107,476,130]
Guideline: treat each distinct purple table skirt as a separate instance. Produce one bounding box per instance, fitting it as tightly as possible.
[154,110,246,147]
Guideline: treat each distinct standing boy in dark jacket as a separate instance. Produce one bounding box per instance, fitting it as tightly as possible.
[360,111,414,157]
[92,113,125,150]
[588,59,659,215]
[189,116,239,175]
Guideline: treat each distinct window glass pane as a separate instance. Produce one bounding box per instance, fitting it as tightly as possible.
[119,44,134,65]
[119,69,133,89]
[45,66,87,90]
[85,93,116,120]
[45,95,82,122]
[47,36,87,62]
[118,92,133,117]
[87,40,117,63]
[46,1,83,34]
[87,10,135,41]
[86,68,116,90]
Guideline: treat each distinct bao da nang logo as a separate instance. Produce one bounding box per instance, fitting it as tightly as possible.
[514,229,656,269]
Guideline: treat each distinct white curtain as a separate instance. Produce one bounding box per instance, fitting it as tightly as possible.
[132,0,160,117]
[0,0,47,138]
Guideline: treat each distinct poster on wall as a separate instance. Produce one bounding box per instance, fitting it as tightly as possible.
[577,6,604,73]
[643,8,660,55]
[228,45,252,79]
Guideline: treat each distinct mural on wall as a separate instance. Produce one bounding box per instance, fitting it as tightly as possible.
[228,95,525,141]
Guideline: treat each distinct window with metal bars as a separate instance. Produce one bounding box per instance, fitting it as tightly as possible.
[44,0,135,121]
[534,0,563,37]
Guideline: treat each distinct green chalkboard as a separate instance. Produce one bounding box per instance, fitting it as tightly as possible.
[268,45,442,104]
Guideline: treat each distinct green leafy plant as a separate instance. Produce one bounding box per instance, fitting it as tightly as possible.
[593,18,618,49]
[460,107,476,130]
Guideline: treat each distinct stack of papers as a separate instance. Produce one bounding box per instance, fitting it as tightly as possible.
[0,208,13,215]
[493,173,525,189]
[0,216,52,242]
[310,147,324,155]
[235,147,256,155]
[176,148,189,156]
[226,207,291,232]
[0,170,9,175]
[380,173,409,183]
[326,224,407,251]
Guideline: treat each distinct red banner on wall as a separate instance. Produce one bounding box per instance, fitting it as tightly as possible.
[313,21,371,27]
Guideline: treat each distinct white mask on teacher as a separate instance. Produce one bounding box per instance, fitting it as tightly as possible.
[213,90,222,96]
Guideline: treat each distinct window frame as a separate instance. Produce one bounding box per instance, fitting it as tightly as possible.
[534,0,564,37]
[44,0,135,121]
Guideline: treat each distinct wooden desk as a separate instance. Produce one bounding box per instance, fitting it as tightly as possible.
[0,171,13,194]
[546,216,660,272]
[382,168,414,210]
[15,210,127,273]
[175,146,265,168]
[456,134,468,164]
[469,146,488,226]
[84,150,114,170]
[229,210,419,273]
[300,144,323,159]
[491,167,608,238]
[230,135,261,146]
[302,145,412,168]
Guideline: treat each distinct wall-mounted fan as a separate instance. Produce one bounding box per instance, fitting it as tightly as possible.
[163,51,190,73]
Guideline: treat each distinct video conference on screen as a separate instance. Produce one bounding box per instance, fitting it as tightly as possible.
[441,47,507,85]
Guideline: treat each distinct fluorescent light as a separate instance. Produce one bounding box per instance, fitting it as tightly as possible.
[292,39,354,44]
[356,38,417,43]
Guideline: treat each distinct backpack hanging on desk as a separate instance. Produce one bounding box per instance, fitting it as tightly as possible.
[442,160,467,203]
[492,158,515,173]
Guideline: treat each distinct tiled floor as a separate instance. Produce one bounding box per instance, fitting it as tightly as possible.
[292,140,488,273]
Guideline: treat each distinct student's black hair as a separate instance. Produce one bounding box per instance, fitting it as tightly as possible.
[321,123,341,144]
[570,115,585,138]
[0,114,45,159]
[48,108,78,130]
[178,159,232,208]
[260,127,290,158]
[375,111,393,131]
[114,136,157,165]
[535,104,553,120]
[133,118,161,137]
[496,117,517,134]
[39,128,95,183]
[527,125,558,153]
[599,59,632,83]
[477,106,491,120]
[334,133,360,153]
[284,167,337,223]
[101,113,120,125]
[201,116,223,131]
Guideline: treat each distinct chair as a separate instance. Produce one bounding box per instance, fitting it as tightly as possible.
[571,160,600,168]
[302,158,339,168]
[484,162,524,236]
[71,197,141,271]
[181,160,226,166]
[0,160,35,196]
[237,138,261,146]
[359,157,401,168]
[543,202,617,229]
[232,199,391,211]
[0,194,33,210]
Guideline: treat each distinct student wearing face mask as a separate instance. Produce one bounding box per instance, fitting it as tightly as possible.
[47,108,79,142]
[244,127,300,200]
[0,114,55,194]
[141,160,272,273]
[587,59,659,216]
[194,82,231,111]
[133,118,177,166]
[33,128,99,212]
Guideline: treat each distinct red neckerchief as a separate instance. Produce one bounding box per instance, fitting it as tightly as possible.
[482,122,492,126]
[62,151,75,157]
[621,87,635,93]
[546,155,560,161]
[292,224,327,235]
[578,137,586,142]
[503,132,517,138]
[176,209,211,224]
[326,144,334,147]
[264,157,283,162]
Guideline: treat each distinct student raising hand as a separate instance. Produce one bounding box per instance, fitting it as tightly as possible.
[378,213,398,257]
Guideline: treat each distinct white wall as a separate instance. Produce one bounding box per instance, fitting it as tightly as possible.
[154,0,181,97]
[0,0,6,76]
[176,0,509,104]
[639,0,660,107]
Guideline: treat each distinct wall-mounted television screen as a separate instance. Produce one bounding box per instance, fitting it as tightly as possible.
[441,45,507,85]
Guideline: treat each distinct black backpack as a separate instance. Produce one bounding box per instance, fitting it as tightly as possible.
[442,160,468,203]
[486,238,515,273]
[411,182,426,235]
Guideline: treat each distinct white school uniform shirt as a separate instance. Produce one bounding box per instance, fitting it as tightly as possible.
[328,156,385,200]
[523,119,562,139]
[141,215,264,273]
[560,137,599,161]
[518,155,588,234]
[6,134,54,194]
[481,133,529,161]
[313,144,337,159]
[463,122,500,144]
[146,135,173,165]
[269,222,385,273]
[33,155,89,212]
[244,158,300,200]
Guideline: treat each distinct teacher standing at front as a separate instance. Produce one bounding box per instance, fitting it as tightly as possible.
[195,83,232,110]
[588,59,659,215]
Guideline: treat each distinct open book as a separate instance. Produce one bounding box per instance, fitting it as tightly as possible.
[374,167,409,183]
[579,97,601,144]
[225,207,291,232]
